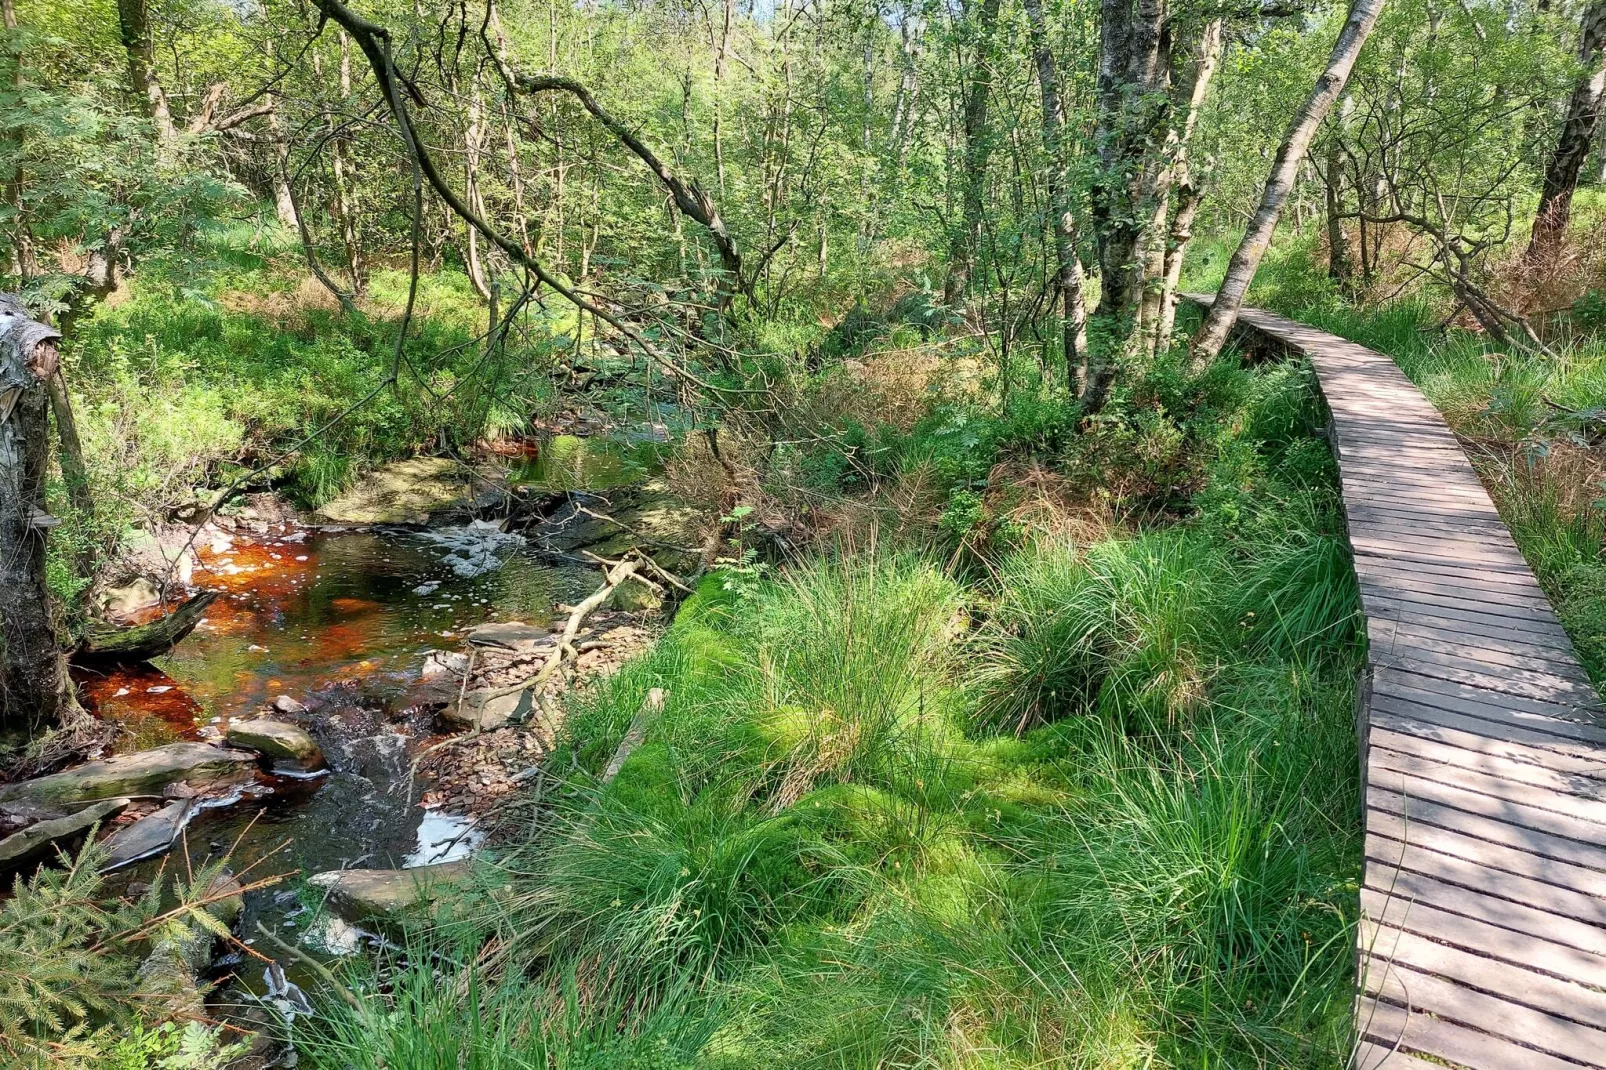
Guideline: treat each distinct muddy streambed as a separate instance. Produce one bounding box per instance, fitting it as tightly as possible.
[73,521,601,972]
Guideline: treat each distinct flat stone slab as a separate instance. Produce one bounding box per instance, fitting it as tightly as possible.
[439,687,532,731]
[0,743,256,805]
[464,621,553,652]
[225,719,324,770]
[100,799,197,871]
[308,860,473,923]
[0,798,129,871]
[316,457,470,525]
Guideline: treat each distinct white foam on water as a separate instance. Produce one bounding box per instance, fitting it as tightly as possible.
[404,809,483,867]
[417,520,525,578]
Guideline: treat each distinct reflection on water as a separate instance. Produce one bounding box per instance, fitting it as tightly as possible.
[506,434,662,491]
[80,526,586,738]
[74,524,595,978]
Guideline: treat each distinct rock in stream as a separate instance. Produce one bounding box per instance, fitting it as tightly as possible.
[0,797,129,871]
[0,743,256,805]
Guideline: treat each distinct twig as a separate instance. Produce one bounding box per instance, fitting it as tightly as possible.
[254,921,364,1012]
[603,688,665,782]
[477,558,639,702]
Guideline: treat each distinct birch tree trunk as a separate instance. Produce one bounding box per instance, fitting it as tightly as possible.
[266,37,300,232]
[1083,0,1167,416]
[1323,121,1353,290]
[1140,17,1222,358]
[331,30,366,294]
[1022,0,1089,384]
[1190,0,1386,367]
[0,297,72,729]
[1525,0,1606,266]
[463,68,492,301]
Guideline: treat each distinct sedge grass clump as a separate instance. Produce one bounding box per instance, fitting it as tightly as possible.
[973,531,1227,735]
[1003,666,1360,1067]
[743,553,964,802]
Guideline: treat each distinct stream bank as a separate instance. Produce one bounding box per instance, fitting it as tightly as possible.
[1,431,708,1040]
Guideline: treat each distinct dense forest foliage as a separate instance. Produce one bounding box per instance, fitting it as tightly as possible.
[1,0,1604,1062]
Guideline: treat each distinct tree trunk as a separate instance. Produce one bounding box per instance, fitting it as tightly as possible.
[331,30,365,294]
[1324,121,1353,290]
[1525,0,1606,266]
[1083,0,1168,416]
[1191,0,1386,367]
[2,0,35,282]
[1141,18,1223,358]
[115,0,173,145]
[945,0,1002,305]
[1022,0,1089,385]
[266,37,299,232]
[463,69,492,301]
[0,297,72,729]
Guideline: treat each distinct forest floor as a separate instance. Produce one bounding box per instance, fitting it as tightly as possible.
[19,218,1606,1067]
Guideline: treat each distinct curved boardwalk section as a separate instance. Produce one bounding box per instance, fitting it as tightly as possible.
[1188,300,1606,1069]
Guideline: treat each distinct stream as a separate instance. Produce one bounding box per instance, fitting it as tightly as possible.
[67,434,664,981]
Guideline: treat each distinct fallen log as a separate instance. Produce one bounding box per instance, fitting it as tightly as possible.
[75,590,219,663]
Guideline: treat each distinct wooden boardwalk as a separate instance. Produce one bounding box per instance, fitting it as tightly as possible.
[1186,299,1606,1069]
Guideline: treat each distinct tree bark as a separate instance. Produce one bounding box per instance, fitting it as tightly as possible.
[2,0,35,282]
[331,30,366,294]
[1022,0,1089,385]
[1525,0,1606,266]
[115,0,173,145]
[1191,0,1386,367]
[1083,0,1168,416]
[0,296,72,729]
[1323,120,1353,290]
[945,0,1002,305]
[1141,18,1223,358]
[266,37,300,232]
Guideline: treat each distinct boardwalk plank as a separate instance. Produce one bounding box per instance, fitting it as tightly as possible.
[1368,770,1606,846]
[1351,1042,1447,1070]
[1368,747,1606,826]
[1362,868,1606,958]
[1369,692,1606,758]
[1361,964,1606,1065]
[1372,668,1603,725]
[1369,786,1606,870]
[1360,923,1606,1029]
[1190,296,1606,1069]
[1360,887,1606,989]
[1368,620,1594,682]
[1365,813,1606,896]
[1369,716,1606,782]
[1359,993,1588,1069]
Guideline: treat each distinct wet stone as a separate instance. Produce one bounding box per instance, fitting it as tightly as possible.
[307,860,473,924]
[0,798,129,871]
[100,798,197,871]
[0,743,257,805]
[464,620,553,653]
[225,719,324,771]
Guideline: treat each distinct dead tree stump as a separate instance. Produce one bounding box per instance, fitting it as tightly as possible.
[0,295,72,730]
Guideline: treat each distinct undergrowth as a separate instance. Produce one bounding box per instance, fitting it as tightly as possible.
[298,349,1364,1069]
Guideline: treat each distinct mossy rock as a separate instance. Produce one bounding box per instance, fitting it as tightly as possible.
[316,457,472,525]
[307,860,474,925]
[0,798,129,871]
[225,719,324,770]
[0,744,256,805]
